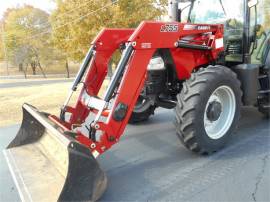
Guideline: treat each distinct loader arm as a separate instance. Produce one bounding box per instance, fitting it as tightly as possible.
[56,21,224,156]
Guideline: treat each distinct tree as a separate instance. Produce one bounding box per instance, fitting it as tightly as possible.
[0,23,4,61]
[111,0,166,28]
[263,0,270,30]
[51,0,167,61]
[3,5,52,76]
[51,0,115,61]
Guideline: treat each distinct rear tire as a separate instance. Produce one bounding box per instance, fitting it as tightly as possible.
[129,96,156,123]
[258,70,270,118]
[258,99,270,118]
[174,66,242,154]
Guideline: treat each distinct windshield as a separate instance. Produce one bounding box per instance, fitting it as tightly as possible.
[189,0,244,25]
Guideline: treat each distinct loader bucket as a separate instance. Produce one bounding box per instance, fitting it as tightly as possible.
[3,103,107,202]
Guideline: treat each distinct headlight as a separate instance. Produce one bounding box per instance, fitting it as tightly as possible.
[147,57,165,71]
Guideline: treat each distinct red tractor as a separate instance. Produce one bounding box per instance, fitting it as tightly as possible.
[4,0,269,201]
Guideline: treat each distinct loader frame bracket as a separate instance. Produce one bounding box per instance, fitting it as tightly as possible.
[58,21,224,156]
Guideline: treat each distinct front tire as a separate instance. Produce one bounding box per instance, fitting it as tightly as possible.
[175,66,242,154]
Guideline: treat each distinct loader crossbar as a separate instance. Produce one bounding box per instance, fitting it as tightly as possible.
[55,21,224,157]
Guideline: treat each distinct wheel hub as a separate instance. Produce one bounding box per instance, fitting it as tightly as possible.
[206,101,222,122]
[204,85,236,140]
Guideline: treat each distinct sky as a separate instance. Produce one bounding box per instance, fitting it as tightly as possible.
[0,0,56,19]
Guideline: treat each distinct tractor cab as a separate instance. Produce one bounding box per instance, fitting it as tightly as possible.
[174,0,270,66]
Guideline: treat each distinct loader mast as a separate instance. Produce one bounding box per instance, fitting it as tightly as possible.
[55,22,224,156]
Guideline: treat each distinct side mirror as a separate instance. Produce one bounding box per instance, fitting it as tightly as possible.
[248,0,258,8]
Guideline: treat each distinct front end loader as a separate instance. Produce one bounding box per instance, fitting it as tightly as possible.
[4,22,225,201]
[4,104,107,201]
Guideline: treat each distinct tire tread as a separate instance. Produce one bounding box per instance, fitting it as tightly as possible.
[175,66,242,155]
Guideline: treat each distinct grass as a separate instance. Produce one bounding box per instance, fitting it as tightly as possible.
[0,80,109,127]
[0,83,73,127]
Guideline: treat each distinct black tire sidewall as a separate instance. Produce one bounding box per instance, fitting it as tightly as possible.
[194,69,242,151]
[129,105,156,123]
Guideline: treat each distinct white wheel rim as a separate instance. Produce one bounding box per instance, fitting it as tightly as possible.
[204,85,236,139]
